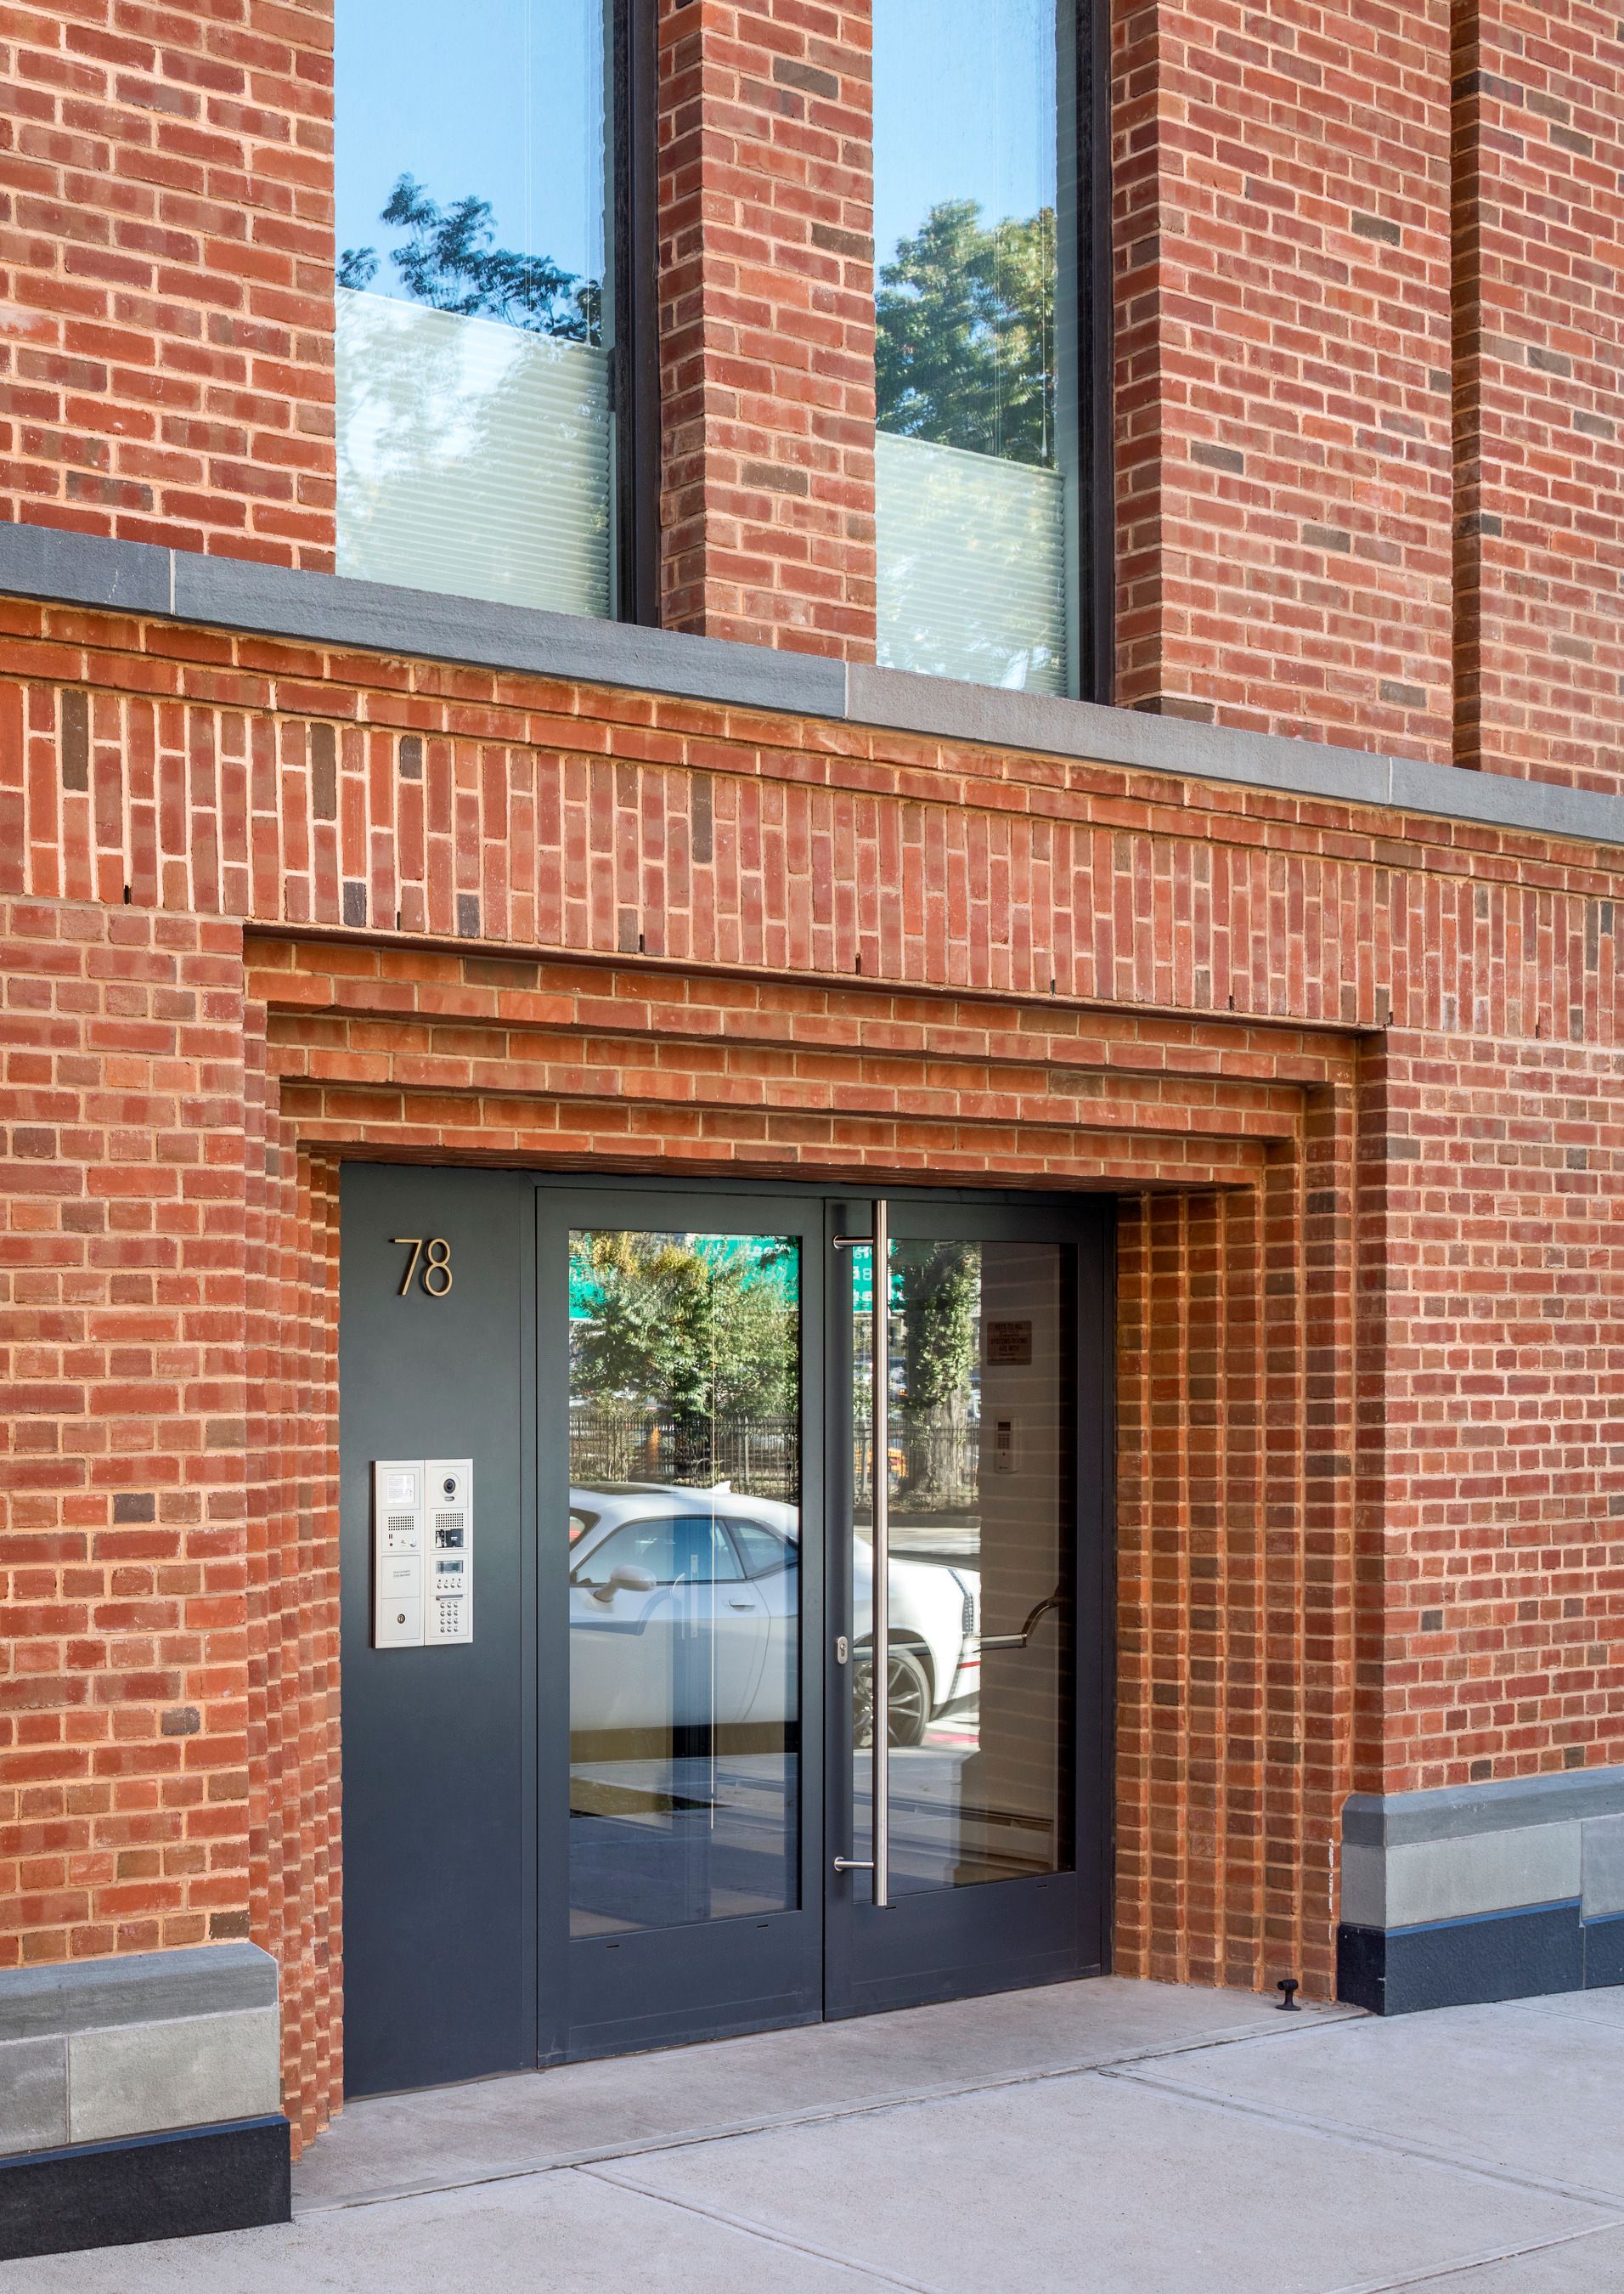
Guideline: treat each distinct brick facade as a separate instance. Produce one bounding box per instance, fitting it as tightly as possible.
[0,0,334,566]
[0,0,1620,2173]
[1452,1,1624,794]
[657,0,876,653]
[3,607,1621,2139]
[1113,0,1458,760]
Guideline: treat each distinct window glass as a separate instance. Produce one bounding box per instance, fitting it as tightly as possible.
[567,1230,802,1935]
[335,1,614,617]
[730,1519,798,1579]
[873,0,1076,693]
[849,1238,1077,1899]
[573,1517,746,1589]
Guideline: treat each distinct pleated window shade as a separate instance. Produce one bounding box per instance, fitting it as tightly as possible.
[876,433,1068,695]
[336,289,612,620]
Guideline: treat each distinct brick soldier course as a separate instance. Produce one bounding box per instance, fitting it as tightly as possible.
[0,0,1620,2256]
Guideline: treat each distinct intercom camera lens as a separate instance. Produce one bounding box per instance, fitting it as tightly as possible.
[443,1477,457,1496]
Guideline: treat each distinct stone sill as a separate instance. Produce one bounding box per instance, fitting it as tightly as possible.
[1,521,1621,856]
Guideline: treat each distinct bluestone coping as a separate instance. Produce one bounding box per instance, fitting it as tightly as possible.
[2,521,1621,855]
[0,2036,70,2156]
[0,1945,277,2044]
[1341,1827,1582,1932]
[67,2008,282,2147]
[1342,1766,1624,1850]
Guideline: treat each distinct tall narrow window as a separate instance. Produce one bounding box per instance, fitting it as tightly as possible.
[873,1,1080,693]
[335,3,615,618]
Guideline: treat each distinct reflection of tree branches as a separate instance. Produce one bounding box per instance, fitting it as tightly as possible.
[894,1241,978,1505]
[340,172,601,342]
[571,1235,799,1483]
[877,199,1056,467]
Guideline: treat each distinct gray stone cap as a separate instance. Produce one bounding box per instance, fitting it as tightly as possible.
[0,1942,277,2043]
[1342,1765,1624,1849]
[2,520,1621,856]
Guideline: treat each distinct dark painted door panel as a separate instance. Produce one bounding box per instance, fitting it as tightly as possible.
[339,1167,534,2097]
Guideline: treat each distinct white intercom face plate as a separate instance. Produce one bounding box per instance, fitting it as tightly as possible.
[373,1458,473,1647]
[424,1458,473,1644]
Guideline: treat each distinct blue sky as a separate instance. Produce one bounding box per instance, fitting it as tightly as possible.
[336,0,1057,299]
[873,0,1057,268]
[336,1,607,294]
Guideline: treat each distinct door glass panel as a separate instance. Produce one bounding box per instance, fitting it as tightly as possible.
[568,1232,801,1935]
[852,1237,1075,1896]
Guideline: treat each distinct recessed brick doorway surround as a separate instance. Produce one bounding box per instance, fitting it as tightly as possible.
[226,927,1359,2138]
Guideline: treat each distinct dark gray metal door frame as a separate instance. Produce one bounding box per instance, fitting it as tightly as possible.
[536,1183,828,2062]
[821,1191,1114,2020]
[340,1166,1112,2093]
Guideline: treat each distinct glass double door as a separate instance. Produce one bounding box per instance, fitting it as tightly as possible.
[547,1188,1110,2059]
[339,1169,1108,2096]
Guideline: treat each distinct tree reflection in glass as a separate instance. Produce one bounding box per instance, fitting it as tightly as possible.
[566,1233,802,1937]
[872,0,1075,691]
[851,1238,1076,1900]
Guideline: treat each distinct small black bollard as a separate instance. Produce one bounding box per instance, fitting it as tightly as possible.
[1276,1977,1301,2012]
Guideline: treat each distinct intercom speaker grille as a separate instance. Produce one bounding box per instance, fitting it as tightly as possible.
[434,1511,464,1532]
[386,1513,416,1535]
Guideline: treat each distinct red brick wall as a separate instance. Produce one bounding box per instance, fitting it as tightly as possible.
[5,590,1620,1024]
[657,0,876,653]
[1356,1026,1624,1794]
[243,1047,340,2151]
[0,899,343,2147]
[1115,1083,1358,2000]
[0,0,334,564]
[0,0,1618,2173]
[0,898,253,1967]
[1113,0,1457,756]
[1452,1,1624,794]
[0,3,1618,788]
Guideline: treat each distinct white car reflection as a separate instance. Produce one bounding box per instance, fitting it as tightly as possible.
[568,1483,978,1745]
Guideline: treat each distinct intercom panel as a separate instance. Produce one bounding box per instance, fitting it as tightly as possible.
[372,1457,473,1647]
[424,1458,474,1644]
[372,1461,424,1647]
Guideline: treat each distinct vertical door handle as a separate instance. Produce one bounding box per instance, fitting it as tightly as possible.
[833,1199,890,1907]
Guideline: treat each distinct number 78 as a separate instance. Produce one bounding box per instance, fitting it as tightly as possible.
[391,1237,454,1297]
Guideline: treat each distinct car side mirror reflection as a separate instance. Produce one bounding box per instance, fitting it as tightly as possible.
[589,1562,657,1607]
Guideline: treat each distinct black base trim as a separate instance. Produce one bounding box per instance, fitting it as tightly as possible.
[1338,1904,1584,2016]
[0,2116,290,2263]
[1584,1913,1624,1989]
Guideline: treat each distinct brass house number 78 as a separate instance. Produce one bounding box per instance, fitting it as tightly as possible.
[392,1237,454,1297]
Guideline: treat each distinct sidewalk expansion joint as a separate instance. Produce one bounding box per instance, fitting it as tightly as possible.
[1102,2060,1624,2215]
[1324,2215,1624,2294]
[577,2162,945,2294]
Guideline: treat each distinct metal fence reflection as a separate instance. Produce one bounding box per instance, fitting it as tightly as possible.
[569,1408,802,1500]
[568,1410,984,1510]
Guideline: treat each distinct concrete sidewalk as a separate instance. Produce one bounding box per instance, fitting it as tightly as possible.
[8,1978,1624,2291]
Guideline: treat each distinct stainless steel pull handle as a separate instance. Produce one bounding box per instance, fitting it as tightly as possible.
[978,1589,1062,1653]
[833,1201,889,1907]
